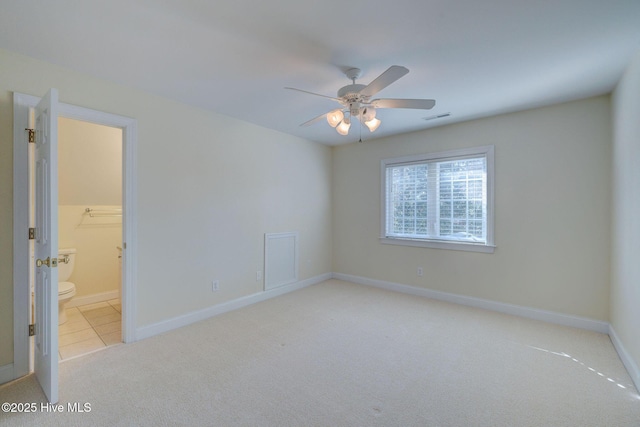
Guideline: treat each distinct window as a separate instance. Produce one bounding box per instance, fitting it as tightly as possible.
[381,145,495,253]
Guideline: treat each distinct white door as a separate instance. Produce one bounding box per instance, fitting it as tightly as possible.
[33,89,59,403]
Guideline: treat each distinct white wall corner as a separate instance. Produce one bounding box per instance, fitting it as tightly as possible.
[609,325,640,393]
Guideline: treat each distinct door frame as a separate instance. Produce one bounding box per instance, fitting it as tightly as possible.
[12,92,138,381]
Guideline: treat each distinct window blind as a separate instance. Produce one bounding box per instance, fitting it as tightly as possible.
[385,154,488,244]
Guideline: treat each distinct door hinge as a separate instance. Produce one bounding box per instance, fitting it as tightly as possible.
[25,128,35,143]
[29,324,35,337]
[29,227,35,240]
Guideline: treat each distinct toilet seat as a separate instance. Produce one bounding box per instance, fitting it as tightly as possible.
[59,281,76,296]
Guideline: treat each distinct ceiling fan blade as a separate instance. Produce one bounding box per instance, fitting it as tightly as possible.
[285,87,340,102]
[371,98,436,110]
[359,66,409,97]
[300,111,330,127]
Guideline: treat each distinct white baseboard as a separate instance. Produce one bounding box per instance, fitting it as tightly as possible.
[609,325,640,392]
[0,363,15,386]
[67,290,120,308]
[136,273,332,341]
[332,272,610,334]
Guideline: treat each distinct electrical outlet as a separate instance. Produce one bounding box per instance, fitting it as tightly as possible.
[212,280,220,292]
[417,267,424,277]
[256,270,262,281]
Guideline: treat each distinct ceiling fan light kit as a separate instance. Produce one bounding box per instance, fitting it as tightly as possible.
[326,109,344,127]
[364,117,381,132]
[336,116,351,135]
[286,65,436,137]
[361,106,376,121]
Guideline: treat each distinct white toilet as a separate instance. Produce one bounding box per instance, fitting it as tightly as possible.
[58,248,77,325]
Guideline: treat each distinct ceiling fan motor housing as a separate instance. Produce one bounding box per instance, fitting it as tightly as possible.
[338,84,370,118]
[337,84,367,101]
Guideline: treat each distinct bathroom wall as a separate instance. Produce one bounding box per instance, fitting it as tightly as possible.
[58,205,122,301]
[58,117,122,206]
[58,118,122,301]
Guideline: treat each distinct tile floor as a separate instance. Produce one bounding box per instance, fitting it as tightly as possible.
[58,299,122,360]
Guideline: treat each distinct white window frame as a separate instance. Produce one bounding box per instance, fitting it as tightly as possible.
[380,145,495,253]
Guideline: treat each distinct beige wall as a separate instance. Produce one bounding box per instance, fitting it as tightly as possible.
[59,117,122,206]
[611,50,640,381]
[332,96,611,321]
[0,48,333,367]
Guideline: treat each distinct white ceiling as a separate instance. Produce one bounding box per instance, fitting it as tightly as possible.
[2,0,640,146]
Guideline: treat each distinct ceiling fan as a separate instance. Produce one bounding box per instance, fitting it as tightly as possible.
[285,65,435,136]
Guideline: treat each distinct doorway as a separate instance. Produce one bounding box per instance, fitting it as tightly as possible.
[12,92,138,384]
[55,117,123,360]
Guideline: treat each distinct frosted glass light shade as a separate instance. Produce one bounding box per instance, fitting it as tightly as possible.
[336,119,351,135]
[365,117,381,132]
[327,109,344,127]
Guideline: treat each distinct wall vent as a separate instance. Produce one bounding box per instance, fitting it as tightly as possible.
[264,232,299,291]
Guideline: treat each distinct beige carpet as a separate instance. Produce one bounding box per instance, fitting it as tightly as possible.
[1,279,639,426]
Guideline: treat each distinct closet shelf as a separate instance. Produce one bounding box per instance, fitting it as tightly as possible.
[84,208,122,218]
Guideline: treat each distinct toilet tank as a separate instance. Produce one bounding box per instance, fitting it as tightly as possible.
[58,248,77,282]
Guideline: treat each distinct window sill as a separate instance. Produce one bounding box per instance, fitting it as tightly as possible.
[379,237,496,253]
